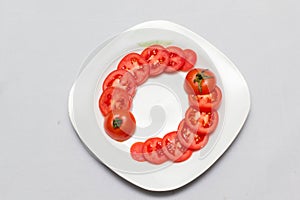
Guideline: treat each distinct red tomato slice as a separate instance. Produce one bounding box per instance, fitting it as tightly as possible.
[188,86,222,112]
[117,53,150,85]
[142,137,169,164]
[162,131,192,162]
[130,142,145,162]
[185,107,219,135]
[98,87,132,116]
[103,69,137,97]
[181,49,197,71]
[141,45,169,76]
[177,120,209,150]
[165,46,185,73]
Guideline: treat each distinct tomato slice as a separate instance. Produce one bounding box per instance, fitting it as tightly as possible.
[181,49,197,71]
[165,46,185,73]
[188,86,222,112]
[185,107,219,135]
[184,68,216,95]
[99,87,132,116]
[141,45,169,76]
[142,137,168,164]
[103,69,137,97]
[117,53,150,85]
[177,120,209,150]
[130,142,145,162]
[162,131,192,162]
[104,110,136,142]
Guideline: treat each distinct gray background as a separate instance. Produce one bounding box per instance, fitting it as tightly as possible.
[1,0,299,199]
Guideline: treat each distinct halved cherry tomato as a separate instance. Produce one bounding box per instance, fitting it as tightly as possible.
[103,69,137,97]
[165,46,185,73]
[141,45,169,76]
[142,137,168,164]
[184,68,216,95]
[181,49,197,71]
[162,131,192,162]
[99,87,132,116]
[185,107,219,135]
[188,86,222,112]
[177,120,209,150]
[104,110,136,142]
[117,53,150,85]
[130,142,145,162]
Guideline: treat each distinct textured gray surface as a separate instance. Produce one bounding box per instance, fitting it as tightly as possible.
[0,0,299,199]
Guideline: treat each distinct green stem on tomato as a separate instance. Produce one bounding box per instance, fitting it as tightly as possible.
[113,118,122,129]
[193,69,214,93]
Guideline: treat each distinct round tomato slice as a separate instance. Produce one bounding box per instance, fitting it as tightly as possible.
[188,86,222,112]
[177,120,209,150]
[165,46,185,73]
[104,110,136,142]
[142,137,168,164]
[181,49,197,71]
[185,107,219,135]
[141,45,169,76]
[102,69,137,97]
[162,131,192,162]
[117,53,150,85]
[130,142,145,162]
[99,87,132,116]
[184,68,216,95]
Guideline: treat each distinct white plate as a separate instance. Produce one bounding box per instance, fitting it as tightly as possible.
[68,20,250,191]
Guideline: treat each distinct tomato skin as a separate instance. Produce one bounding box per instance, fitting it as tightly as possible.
[184,68,216,95]
[162,131,192,162]
[99,87,131,116]
[104,110,136,142]
[117,53,150,85]
[181,49,197,71]
[130,142,145,162]
[177,120,209,150]
[185,107,219,135]
[165,46,185,73]
[102,69,137,97]
[142,137,169,164]
[188,86,222,112]
[141,45,169,76]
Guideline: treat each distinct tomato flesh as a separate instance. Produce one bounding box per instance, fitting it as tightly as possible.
[188,86,222,112]
[141,45,169,76]
[185,107,219,135]
[103,69,137,97]
[142,137,168,164]
[177,120,209,150]
[99,87,132,116]
[162,131,192,162]
[117,53,150,85]
[181,49,197,71]
[165,46,185,73]
[130,142,145,162]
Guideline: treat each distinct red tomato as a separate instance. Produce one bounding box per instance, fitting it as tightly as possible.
[117,53,150,85]
[184,68,216,95]
[141,45,169,76]
[162,131,193,162]
[181,49,197,71]
[99,87,132,116]
[104,110,136,142]
[142,137,169,164]
[103,69,137,97]
[130,142,145,162]
[185,107,219,135]
[177,120,209,150]
[165,46,185,73]
[188,86,222,112]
